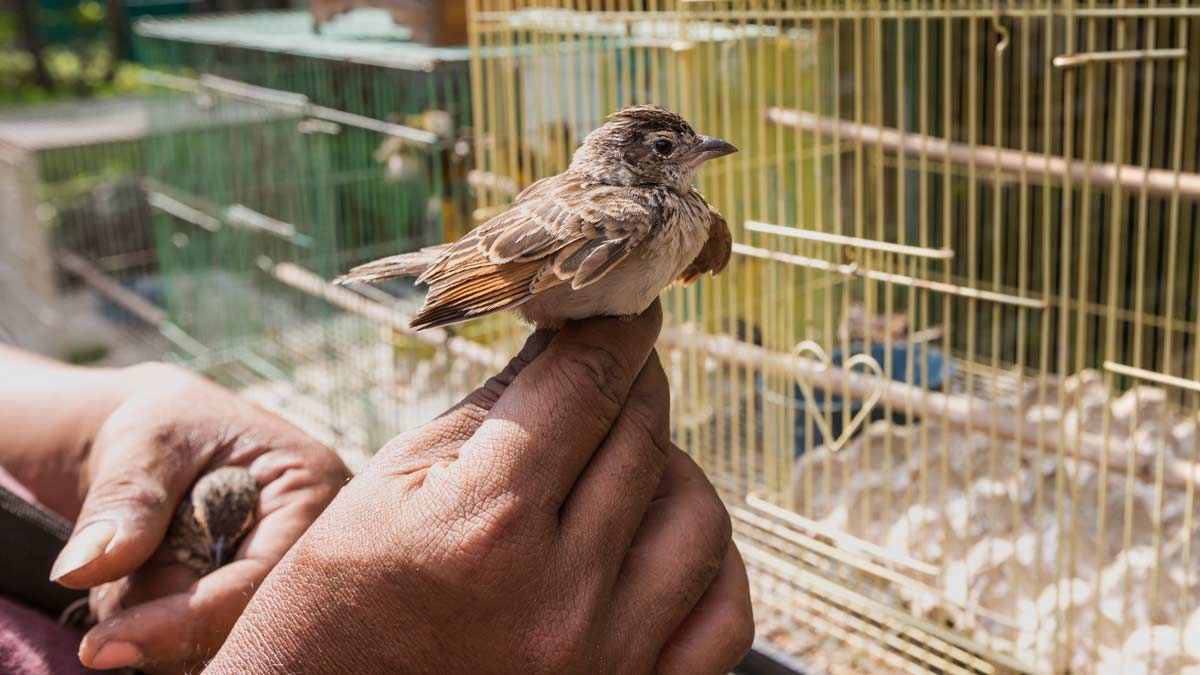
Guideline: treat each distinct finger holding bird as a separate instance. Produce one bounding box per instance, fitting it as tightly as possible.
[65,466,261,631]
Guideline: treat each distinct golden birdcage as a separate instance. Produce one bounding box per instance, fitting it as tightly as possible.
[469,1,1200,673]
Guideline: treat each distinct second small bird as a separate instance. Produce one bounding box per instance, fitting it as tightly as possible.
[336,105,736,330]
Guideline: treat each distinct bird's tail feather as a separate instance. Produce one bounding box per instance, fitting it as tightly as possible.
[334,244,450,285]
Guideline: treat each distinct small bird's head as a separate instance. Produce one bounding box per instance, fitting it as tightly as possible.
[189,466,260,571]
[570,105,737,191]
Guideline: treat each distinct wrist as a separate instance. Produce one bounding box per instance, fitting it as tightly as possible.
[205,566,370,674]
[207,509,429,675]
[0,356,140,517]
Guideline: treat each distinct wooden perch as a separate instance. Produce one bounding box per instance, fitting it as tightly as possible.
[768,107,1200,201]
[57,251,165,326]
[657,326,1200,491]
[56,251,209,357]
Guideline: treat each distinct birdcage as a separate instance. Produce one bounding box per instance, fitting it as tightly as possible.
[135,10,477,237]
[121,10,520,463]
[0,97,170,365]
[470,1,1200,673]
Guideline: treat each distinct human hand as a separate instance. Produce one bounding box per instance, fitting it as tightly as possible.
[206,301,754,674]
[45,362,350,674]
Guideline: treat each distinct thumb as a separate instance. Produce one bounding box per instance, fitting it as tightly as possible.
[51,426,206,589]
[377,328,554,468]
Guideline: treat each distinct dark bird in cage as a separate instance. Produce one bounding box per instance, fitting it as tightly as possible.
[164,466,260,575]
[838,304,910,344]
[336,105,736,330]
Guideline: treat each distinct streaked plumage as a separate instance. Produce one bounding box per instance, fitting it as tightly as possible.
[337,105,735,330]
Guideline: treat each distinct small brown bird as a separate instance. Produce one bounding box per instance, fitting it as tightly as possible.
[336,105,736,330]
[58,466,261,633]
[164,466,260,575]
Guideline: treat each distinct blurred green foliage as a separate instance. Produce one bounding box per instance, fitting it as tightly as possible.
[0,48,145,105]
[0,0,146,106]
[0,10,16,44]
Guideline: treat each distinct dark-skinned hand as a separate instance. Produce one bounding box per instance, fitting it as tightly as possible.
[206,302,754,674]
[40,362,351,673]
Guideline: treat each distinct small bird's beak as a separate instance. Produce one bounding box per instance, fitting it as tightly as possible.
[694,135,738,163]
[209,536,228,573]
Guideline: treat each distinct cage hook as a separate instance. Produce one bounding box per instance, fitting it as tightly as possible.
[991,8,1010,55]
[841,245,859,269]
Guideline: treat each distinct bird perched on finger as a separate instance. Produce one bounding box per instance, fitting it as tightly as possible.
[336,105,736,330]
[165,466,260,575]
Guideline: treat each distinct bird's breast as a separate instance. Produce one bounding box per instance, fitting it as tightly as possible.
[516,191,711,328]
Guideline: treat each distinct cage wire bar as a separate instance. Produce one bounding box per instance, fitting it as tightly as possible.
[470,1,1200,673]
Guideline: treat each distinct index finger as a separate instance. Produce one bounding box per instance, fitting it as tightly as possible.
[78,557,269,672]
[456,300,663,509]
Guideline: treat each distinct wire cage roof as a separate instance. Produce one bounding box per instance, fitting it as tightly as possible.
[0,97,151,152]
[134,10,471,69]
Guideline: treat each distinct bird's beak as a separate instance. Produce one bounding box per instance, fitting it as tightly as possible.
[209,536,228,573]
[693,135,738,163]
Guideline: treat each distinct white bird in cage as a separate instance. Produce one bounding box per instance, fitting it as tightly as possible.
[337,105,736,330]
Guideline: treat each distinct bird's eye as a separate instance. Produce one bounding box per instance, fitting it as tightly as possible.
[653,139,674,156]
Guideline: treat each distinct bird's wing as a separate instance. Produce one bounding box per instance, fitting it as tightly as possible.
[677,205,732,285]
[411,176,657,329]
[334,175,608,287]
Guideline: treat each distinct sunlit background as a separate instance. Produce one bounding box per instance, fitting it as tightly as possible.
[5,2,1200,673]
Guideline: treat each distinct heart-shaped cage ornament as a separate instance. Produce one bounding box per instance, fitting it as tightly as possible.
[790,340,887,453]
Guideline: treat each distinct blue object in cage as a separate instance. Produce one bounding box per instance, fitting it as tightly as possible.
[757,342,953,455]
[97,275,163,324]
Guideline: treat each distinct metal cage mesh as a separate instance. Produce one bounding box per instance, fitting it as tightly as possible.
[471,2,1200,673]
[125,12,520,463]
[0,98,167,364]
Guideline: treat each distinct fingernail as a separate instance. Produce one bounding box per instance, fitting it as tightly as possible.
[89,641,142,670]
[50,521,117,582]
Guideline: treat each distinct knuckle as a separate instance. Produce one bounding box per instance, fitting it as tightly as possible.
[87,474,170,519]
[456,500,521,558]
[679,456,732,547]
[527,609,591,674]
[557,342,628,411]
[530,645,574,675]
[600,424,669,507]
[704,495,734,547]
[420,488,530,577]
[146,423,189,455]
[621,397,672,462]
[676,496,731,586]
[728,605,756,663]
[693,553,724,600]
[378,428,430,458]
